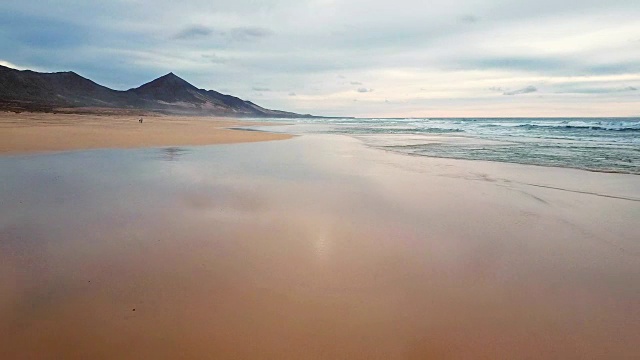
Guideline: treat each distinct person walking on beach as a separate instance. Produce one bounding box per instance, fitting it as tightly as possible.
[139,117,143,123]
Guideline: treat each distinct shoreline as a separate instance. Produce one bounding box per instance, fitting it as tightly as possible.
[0,112,293,154]
[351,132,640,176]
[375,145,640,176]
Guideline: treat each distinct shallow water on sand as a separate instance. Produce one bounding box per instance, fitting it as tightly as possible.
[1,135,639,359]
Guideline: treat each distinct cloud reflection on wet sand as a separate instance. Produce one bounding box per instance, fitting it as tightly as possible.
[1,137,639,359]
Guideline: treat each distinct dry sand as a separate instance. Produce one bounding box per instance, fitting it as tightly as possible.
[0,112,292,154]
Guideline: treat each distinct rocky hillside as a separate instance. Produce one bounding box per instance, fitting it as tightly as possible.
[0,65,309,117]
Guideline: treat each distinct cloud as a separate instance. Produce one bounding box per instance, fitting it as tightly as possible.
[0,12,89,49]
[201,53,229,64]
[503,86,537,95]
[175,25,214,40]
[462,57,568,73]
[586,63,640,75]
[253,86,271,92]
[229,27,273,41]
[0,60,25,70]
[2,0,639,117]
[459,15,479,23]
[174,25,271,42]
[556,86,638,94]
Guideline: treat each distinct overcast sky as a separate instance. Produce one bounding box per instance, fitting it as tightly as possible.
[1,0,639,117]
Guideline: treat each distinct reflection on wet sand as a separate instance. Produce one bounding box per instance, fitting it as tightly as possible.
[1,135,639,359]
[158,147,189,162]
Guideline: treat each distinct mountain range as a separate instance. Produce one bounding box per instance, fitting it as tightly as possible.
[0,65,311,117]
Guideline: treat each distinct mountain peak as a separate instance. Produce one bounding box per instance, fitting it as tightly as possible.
[160,72,179,79]
[133,72,195,92]
[148,72,191,86]
[129,72,199,103]
[0,65,309,117]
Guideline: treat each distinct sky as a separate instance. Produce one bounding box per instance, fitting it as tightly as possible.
[1,0,639,117]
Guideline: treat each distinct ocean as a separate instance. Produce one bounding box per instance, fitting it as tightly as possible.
[259,117,640,174]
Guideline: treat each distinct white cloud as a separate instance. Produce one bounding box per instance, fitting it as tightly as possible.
[0,60,25,70]
[252,86,271,92]
[503,85,537,95]
[1,0,639,116]
[174,25,215,40]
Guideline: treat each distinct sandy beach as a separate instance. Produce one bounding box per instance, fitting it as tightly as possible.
[2,0,638,356]
[1,118,639,359]
[0,112,292,154]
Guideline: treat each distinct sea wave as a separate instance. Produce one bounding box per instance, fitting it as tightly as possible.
[477,120,640,131]
[515,122,640,131]
[340,127,464,134]
[266,116,640,174]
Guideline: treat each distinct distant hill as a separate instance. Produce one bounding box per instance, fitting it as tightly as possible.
[0,65,312,117]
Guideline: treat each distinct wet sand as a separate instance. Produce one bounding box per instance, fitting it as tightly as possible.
[0,133,639,359]
[0,112,292,154]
